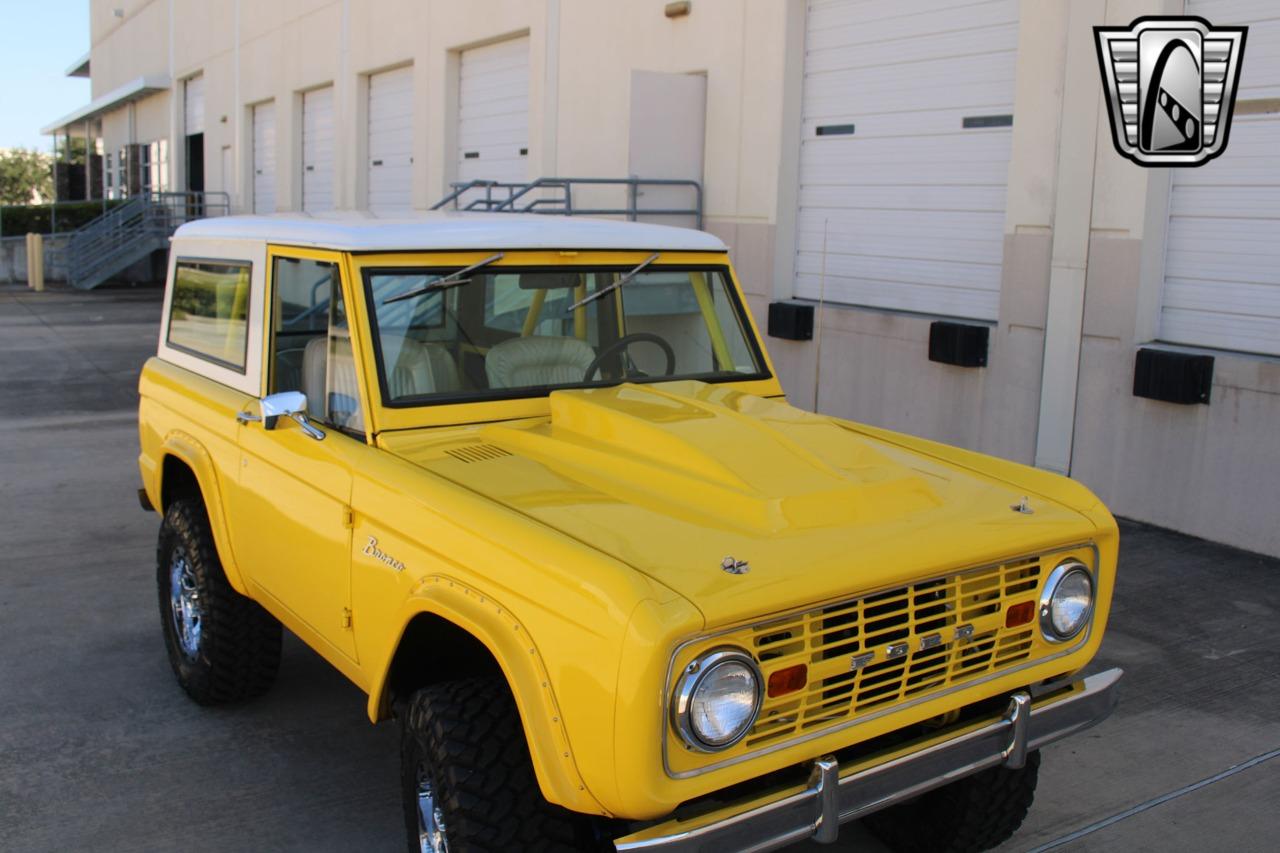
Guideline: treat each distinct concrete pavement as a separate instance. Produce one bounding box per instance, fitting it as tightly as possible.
[0,285,401,850]
[1,284,1276,852]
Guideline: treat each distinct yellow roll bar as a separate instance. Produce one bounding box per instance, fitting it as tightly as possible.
[691,271,734,370]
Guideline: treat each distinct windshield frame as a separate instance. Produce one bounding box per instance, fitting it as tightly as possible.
[357,255,774,415]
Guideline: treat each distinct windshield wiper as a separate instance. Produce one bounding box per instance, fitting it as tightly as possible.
[382,252,504,305]
[566,252,660,312]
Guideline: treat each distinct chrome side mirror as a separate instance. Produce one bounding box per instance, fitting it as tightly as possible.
[259,390,308,426]
[237,391,325,440]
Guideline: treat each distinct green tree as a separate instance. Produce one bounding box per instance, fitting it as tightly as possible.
[0,148,54,205]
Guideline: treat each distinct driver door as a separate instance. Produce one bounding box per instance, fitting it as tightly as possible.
[229,249,366,663]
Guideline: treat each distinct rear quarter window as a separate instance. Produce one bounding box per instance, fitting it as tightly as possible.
[167,260,252,372]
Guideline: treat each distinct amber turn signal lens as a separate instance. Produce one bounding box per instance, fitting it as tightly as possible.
[1006,601,1036,628]
[766,664,808,698]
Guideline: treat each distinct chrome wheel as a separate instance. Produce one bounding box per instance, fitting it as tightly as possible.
[168,550,202,660]
[416,764,449,853]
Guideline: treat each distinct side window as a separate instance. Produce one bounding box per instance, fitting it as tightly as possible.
[327,288,365,434]
[167,259,252,371]
[270,256,364,435]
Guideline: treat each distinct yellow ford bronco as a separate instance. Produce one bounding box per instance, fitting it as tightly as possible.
[137,214,1121,852]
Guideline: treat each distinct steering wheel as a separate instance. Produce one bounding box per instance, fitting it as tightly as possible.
[583,332,676,382]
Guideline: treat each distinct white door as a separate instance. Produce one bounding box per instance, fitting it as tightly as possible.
[1161,0,1280,356]
[628,71,705,228]
[303,86,335,213]
[456,36,529,200]
[793,0,1019,321]
[252,101,276,214]
[184,74,205,135]
[367,66,414,214]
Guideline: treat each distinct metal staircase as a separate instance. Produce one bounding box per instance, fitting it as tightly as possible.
[64,191,230,290]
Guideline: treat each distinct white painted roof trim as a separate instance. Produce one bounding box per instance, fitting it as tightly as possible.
[175,213,728,253]
[42,74,171,135]
[65,52,91,79]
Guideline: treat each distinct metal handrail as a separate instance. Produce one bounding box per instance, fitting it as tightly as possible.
[72,195,148,233]
[64,191,230,289]
[432,176,703,229]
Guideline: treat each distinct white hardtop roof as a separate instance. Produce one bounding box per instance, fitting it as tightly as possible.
[174,212,727,253]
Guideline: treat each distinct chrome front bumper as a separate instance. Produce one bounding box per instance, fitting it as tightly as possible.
[615,668,1122,852]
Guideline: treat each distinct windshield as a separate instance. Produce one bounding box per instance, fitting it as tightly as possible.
[362,264,767,405]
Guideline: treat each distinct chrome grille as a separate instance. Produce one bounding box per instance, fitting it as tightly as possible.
[745,557,1042,747]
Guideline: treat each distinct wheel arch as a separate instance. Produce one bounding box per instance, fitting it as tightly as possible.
[371,581,608,817]
[155,432,248,594]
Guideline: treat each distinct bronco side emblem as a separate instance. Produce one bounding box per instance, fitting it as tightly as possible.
[721,556,750,575]
[363,536,406,572]
[1095,16,1247,167]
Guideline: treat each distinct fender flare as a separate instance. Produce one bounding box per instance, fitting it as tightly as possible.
[370,575,608,817]
[157,430,249,595]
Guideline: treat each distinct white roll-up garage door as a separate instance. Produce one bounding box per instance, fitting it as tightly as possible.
[793,0,1019,321]
[184,74,205,135]
[302,86,335,213]
[457,36,529,188]
[252,101,276,214]
[368,66,414,214]
[1161,1,1280,356]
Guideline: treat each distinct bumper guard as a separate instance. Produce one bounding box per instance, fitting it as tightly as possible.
[615,668,1122,852]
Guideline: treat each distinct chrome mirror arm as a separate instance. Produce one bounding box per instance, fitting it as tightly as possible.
[289,411,326,441]
[236,391,325,440]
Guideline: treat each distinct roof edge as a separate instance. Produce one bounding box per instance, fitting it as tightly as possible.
[42,74,170,135]
[65,52,91,78]
[173,214,729,253]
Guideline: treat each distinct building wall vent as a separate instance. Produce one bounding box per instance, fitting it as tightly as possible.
[1133,348,1213,405]
[929,321,989,368]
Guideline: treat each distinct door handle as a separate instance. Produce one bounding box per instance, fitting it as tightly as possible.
[236,411,261,425]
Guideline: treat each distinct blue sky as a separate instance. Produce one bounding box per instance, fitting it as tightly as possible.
[0,0,91,150]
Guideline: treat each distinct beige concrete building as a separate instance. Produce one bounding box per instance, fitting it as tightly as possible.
[46,0,1280,557]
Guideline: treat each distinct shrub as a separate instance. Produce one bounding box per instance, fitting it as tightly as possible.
[0,200,128,236]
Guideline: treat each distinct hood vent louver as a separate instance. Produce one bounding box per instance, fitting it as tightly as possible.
[445,444,513,464]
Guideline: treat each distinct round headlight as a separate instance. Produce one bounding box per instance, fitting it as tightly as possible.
[672,648,762,751]
[1039,561,1094,642]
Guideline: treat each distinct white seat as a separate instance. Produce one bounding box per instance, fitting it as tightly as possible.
[382,335,462,398]
[304,335,461,421]
[485,336,596,389]
[302,336,362,428]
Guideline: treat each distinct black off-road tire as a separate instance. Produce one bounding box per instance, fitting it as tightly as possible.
[864,750,1041,853]
[157,498,282,704]
[400,677,597,852]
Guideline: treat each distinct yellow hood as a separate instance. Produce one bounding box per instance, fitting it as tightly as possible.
[381,382,1101,626]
